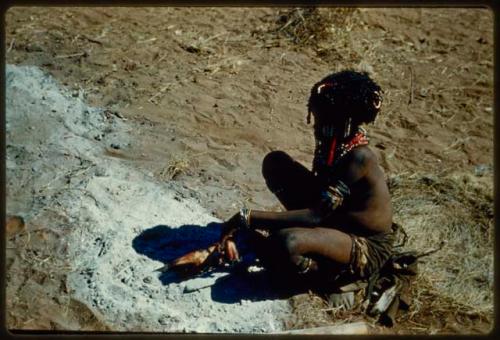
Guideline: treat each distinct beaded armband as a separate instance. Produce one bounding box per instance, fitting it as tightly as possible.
[319,180,351,214]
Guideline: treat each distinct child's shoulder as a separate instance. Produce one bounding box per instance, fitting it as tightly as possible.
[348,145,377,165]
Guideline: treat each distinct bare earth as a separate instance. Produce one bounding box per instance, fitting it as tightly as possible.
[5,7,494,334]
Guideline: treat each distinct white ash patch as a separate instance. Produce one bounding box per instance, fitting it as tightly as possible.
[6,64,291,333]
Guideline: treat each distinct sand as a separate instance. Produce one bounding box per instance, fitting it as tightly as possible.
[6,64,291,332]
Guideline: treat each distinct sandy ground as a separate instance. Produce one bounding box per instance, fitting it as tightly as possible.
[6,64,291,332]
[5,6,494,334]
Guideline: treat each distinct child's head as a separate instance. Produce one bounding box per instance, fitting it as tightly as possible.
[307,70,382,135]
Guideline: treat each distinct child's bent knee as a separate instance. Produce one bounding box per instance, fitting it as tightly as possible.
[276,229,301,256]
[262,151,291,177]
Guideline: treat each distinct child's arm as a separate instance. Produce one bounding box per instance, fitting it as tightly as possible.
[245,208,323,230]
[224,148,372,233]
[221,208,322,236]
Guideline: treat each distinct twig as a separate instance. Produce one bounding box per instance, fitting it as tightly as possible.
[408,65,414,105]
[296,8,306,23]
[97,27,110,39]
[55,52,86,59]
[444,113,457,124]
[200,32,227,46]
[148,84,172,104]
[7,38,15,53]
[443,137,471,152]
[156,53,168,64]
[37,164,94,194]
[82,34,104,45]
[320,306,343,312]
[138,37,157,44]
[278,15,296,32]
[71,34,80,44]
[20,230,31,249]
[416,241,445,259]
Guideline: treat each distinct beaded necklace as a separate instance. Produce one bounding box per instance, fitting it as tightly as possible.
[313,127,369,177]
[336,127,369,162]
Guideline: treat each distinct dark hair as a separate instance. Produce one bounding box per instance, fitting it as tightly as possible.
[307,70,383,127]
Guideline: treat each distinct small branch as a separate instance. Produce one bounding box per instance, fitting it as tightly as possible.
[138,37,157,44]
[408,65,414,105]
[7,38,15,53]
[55,52,87,59]
[148,84,172,104]
[416,241,446,259]
[71,34,80,44]
[156,53,168,64]
[296,8,306,23]
[200,32,227,46]
[82,34,104,45]
[278,15,296,32]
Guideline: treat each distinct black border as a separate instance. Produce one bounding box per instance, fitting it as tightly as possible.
[1,1,498,340]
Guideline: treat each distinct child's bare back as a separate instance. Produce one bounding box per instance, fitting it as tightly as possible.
[326,145,393,236]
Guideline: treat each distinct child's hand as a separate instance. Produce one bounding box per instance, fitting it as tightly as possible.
[223,237,240,262]
[221,212,242,238]
[218,213,242,263]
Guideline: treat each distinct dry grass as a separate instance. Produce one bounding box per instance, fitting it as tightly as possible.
[387,169,493,331]
[203,56,248,75]
[267,7,360,64]
[397,275,492,334]
[284,292,331,330]
[272,7,356,47]
[285,290,371,331]
[157,156,190,181]
[285,169,493,333]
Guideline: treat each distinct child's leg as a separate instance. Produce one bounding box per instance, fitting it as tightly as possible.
[258,152,352,281]
[249,226,353,279]
[272,227,353,274]
[262,151,322,210]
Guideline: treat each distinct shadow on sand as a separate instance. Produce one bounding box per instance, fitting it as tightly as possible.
[132,222,306,303]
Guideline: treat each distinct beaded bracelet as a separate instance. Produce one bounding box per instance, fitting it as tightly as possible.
[239,208,251,229]
[297,257,313,274]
